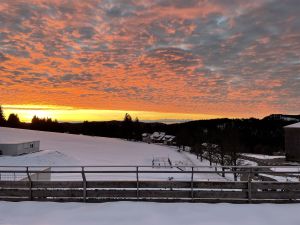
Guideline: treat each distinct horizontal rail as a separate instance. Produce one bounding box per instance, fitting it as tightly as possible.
[0,165,299,168]
[1,165,300,203]
[0,170,254,174]
[0,165,299,175]
[0,181,249,189]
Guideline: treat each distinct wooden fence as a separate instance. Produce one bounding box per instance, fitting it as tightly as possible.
[0,166,300,203]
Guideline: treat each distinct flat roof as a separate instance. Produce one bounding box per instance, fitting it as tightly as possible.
[285,122,300,128]
[0,140,39,145]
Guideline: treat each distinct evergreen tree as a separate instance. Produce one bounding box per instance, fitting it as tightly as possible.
[124,113,132,123]
[123,113,133,140]
[0,105,6,126]
[7,113,21,128]
[133,117,142,141]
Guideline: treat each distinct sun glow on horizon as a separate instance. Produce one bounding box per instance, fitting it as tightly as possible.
[2,104,223,123]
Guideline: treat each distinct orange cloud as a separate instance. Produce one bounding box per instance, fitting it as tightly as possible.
[0,0,299,120]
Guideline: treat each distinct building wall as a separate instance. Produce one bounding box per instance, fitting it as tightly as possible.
[0,144,18,155]
[16,141,40,155]
[285,128,300,162]
[0,141,40,156]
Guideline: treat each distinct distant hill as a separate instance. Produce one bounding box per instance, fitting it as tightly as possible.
[263,114,300,122]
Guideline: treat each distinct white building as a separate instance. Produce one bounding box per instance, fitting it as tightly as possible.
[0,141,40,156]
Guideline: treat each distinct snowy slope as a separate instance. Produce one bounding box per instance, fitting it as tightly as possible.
[0,127,226,181]
[0,127,193,166]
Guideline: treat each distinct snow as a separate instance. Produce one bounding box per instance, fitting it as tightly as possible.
[0,127,225,181]
[0,140,39,144]
[242,153,285,160]
[271,167,300,172]
[1,128,300,225]
[0,201,300,225]
[0,127,191,166]
[285,122,300,128]
[260,173,299,182]
[239,159,258,167]
[0,150,79,166]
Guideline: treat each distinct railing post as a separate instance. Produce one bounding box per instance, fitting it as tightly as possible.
[26,167,33,200]
[136,166,139,200]
[248,168,252,203]
[81,167,87,202]
[191,167,194,200]
[222,166,225,178]
[233,167,237,182]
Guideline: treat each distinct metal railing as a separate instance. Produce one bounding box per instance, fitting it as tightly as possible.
[0,165,300,203]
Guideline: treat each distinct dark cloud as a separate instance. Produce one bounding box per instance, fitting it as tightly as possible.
[0,52,9,62]
[58,73,94,82]
[78,27,96,39]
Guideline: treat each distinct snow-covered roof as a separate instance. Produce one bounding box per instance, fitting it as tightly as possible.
[150,132,165,139]
[162,135,175,141]
[201,143,219,148]
[0,140,39,145]
[285,122,300,128]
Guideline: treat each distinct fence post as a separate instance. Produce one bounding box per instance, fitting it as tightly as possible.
[248,168,252,203]
[191,167,194,200]
[81,167,87,202]
[233,167,237,182]
[26,167,33,200]
[136,166,139,200]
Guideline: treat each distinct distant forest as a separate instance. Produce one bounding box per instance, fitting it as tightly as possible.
[1,106,299,155]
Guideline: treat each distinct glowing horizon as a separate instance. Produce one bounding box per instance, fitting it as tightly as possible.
[2,104,225,123]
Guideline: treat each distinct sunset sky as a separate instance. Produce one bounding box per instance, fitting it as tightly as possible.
[0,0,299,122]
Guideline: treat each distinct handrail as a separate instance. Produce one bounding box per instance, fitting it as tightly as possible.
[0,165,300,203]
[0,170,299,174]
[0,166,299,174]
[0,165,299,168]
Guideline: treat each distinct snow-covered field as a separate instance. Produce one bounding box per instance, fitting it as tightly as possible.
[0,127,224,181]
[0,127,215,167]
[1,127,300,225]
[0,201,300,225]
[0,127,188,166]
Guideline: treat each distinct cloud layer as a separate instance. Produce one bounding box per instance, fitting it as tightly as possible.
[0,0,299,118]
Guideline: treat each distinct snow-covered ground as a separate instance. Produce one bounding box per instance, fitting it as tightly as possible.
[242,153,285,160]
[239,159,258,167]
[0,127,224,181]
[0,201,300,225]
[1,127,300,225]
[260,173,300,182]
[271,167,300,172]
[0,127,188,166]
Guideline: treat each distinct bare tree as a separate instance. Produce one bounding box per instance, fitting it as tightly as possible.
[191,142,203,161]
[221,129,242,181]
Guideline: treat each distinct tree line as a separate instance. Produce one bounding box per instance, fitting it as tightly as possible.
[0,105,298,157]
[0,106,22,128]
